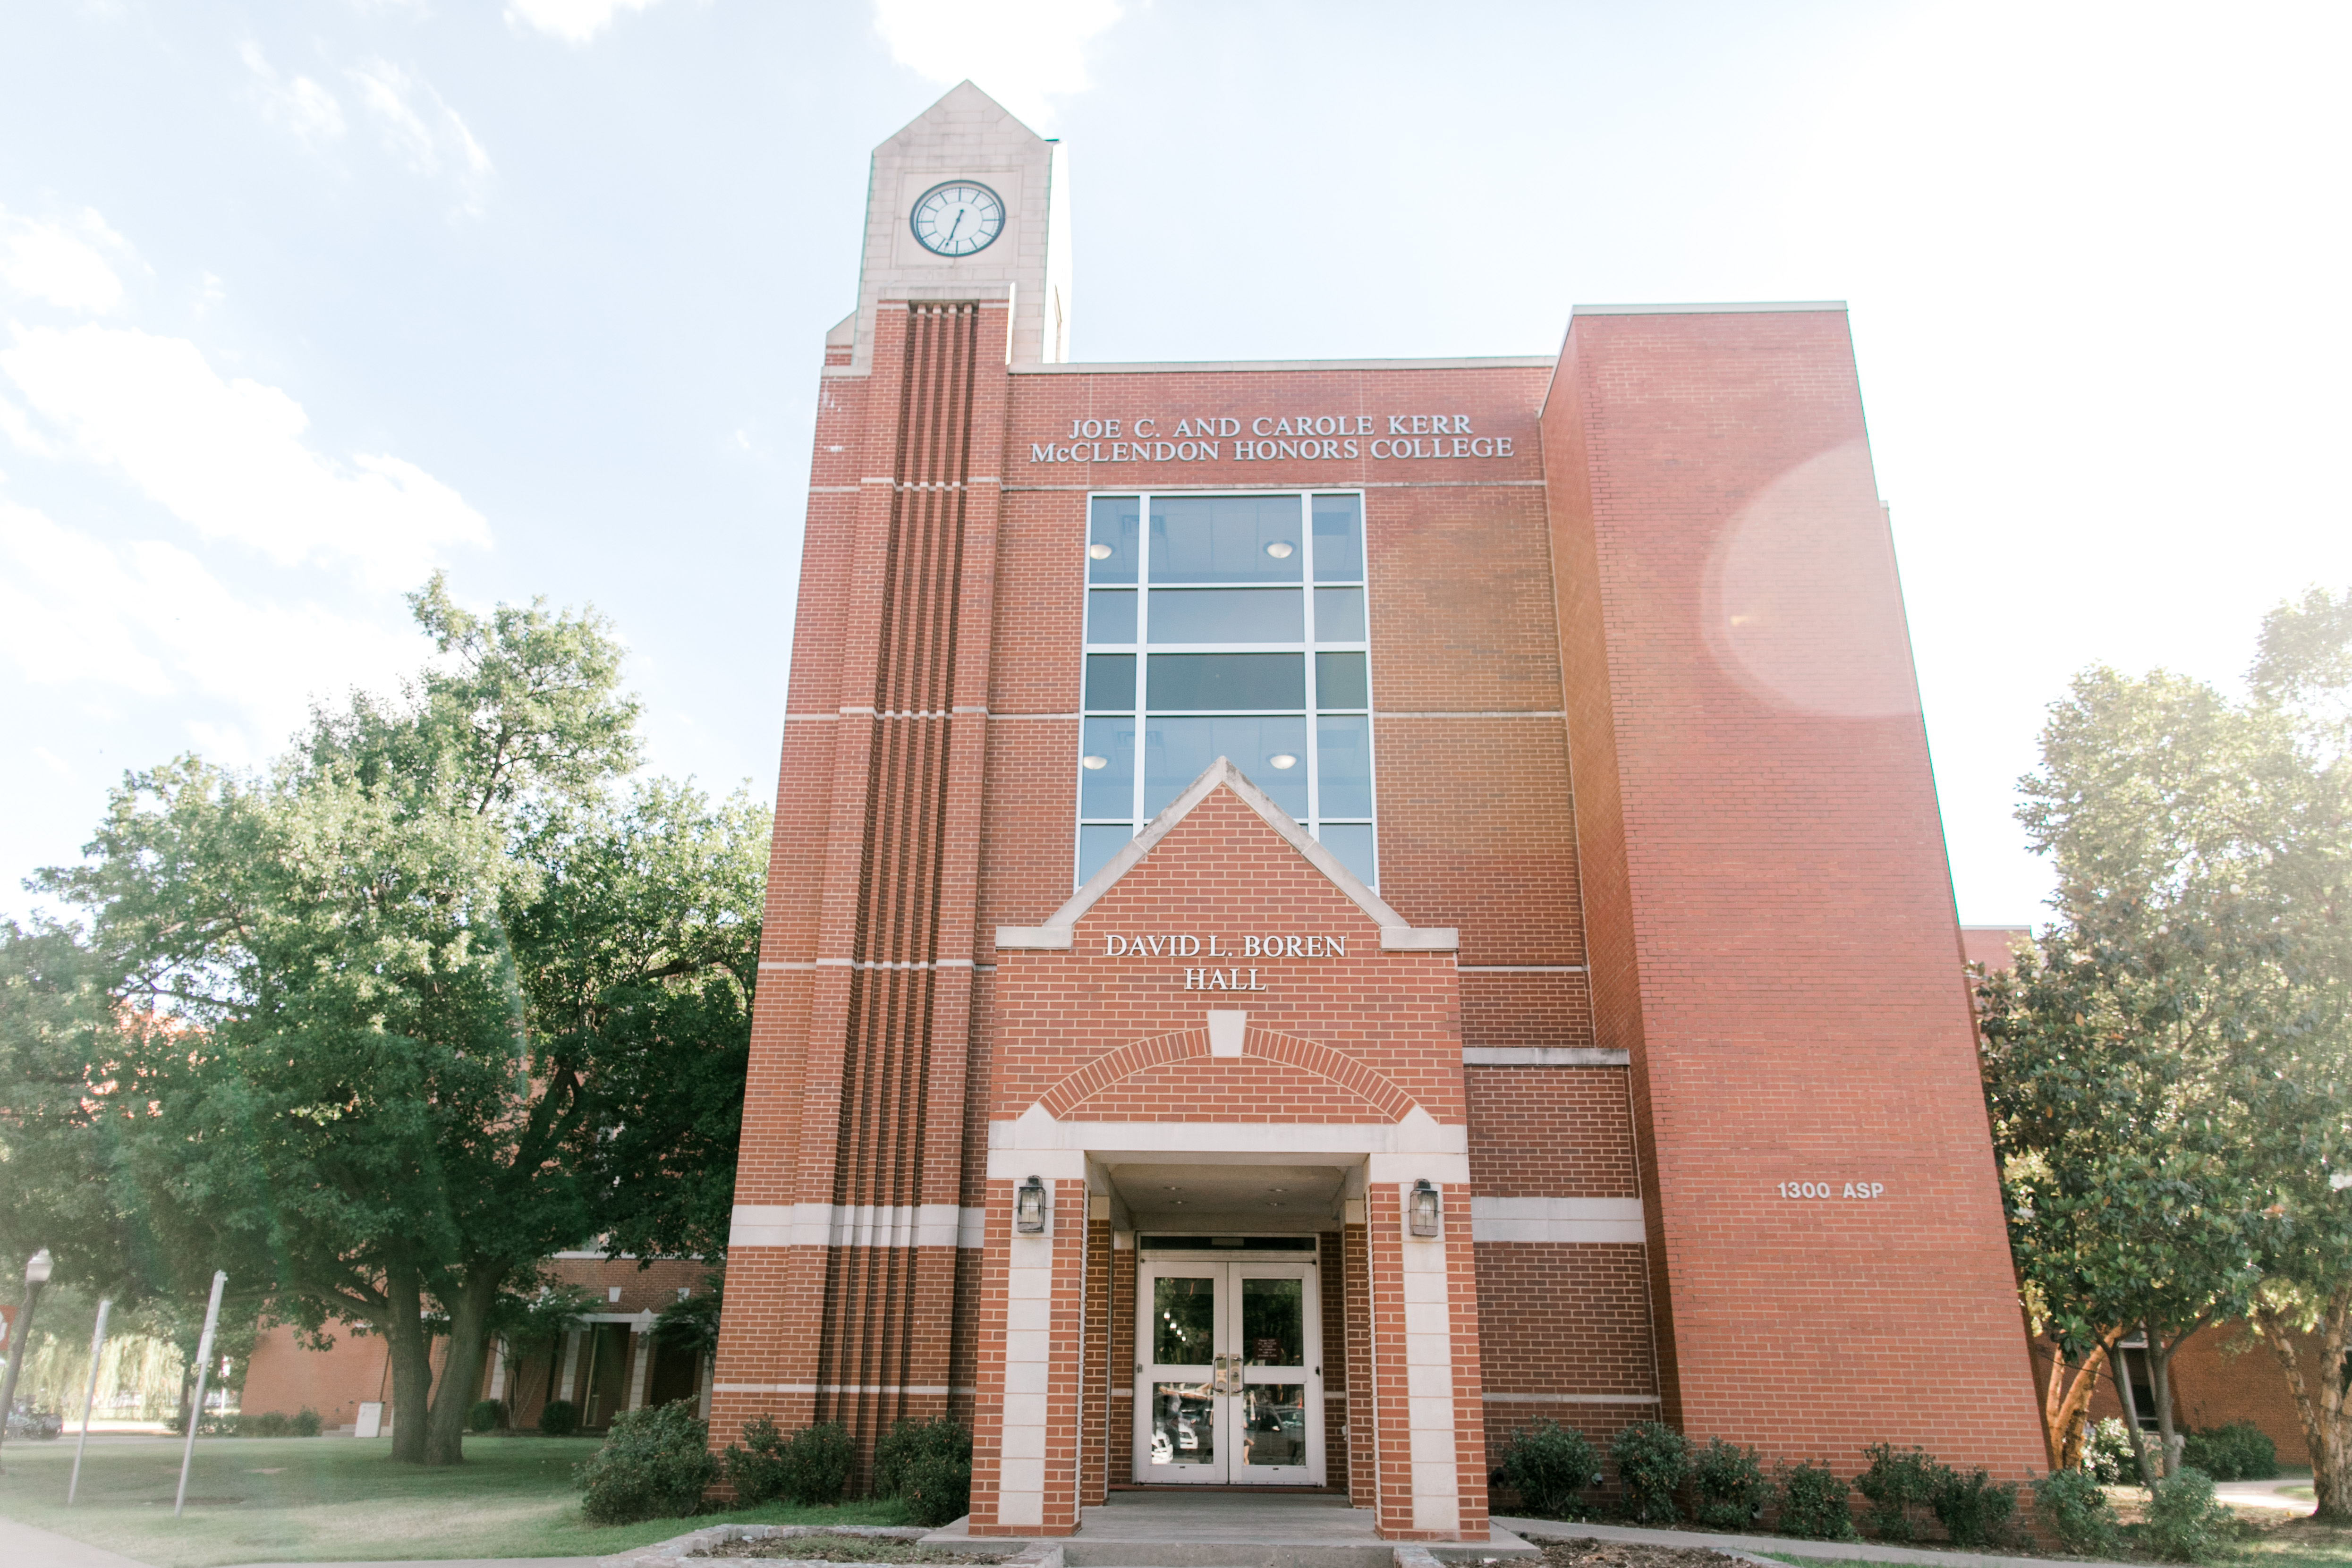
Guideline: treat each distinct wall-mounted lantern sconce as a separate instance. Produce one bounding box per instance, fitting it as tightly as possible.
[1408,1179,1442,1238]
[1015,1176,1049,1235]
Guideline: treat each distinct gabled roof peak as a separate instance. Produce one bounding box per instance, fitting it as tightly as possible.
[995,757,1456,954]
[877,80,1047,151]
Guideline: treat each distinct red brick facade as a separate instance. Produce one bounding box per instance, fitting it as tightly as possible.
[708,85,2047,1540]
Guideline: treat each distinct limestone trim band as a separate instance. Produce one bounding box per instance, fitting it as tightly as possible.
[714,1383,979,1395]
[1469,1197,1645,1245]
[727,1203,986,1250]
[1481,1391,1663,1404]
[1462,1047,1627,1066]
[757,958,974,971]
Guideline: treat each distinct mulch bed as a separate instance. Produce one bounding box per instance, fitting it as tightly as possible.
[690,1537,1008,1564]
[1530,1541,1757,1568]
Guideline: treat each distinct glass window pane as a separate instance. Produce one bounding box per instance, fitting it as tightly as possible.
[1089,495,1140,583]
[1150,1382,1214,1467]
[1316,714,1374,818]
[1239,1385,1306,1468]
[1314,587,1366,642]
[1078,823,1134,883]
[1085,653,1136,712]
[1150,495,1303,583]
[1079,718,1135,817]
[1240,1278,1304,1365]
[1153,1276,1216,1364]
[1146,588,1304,644]
[1145,715,1308,819]
[1317,822,1376,886]
[1147,653,1305,711]
[1312,495,1363,582]
[1315,652,1369,709]
[1087,589,1137,644]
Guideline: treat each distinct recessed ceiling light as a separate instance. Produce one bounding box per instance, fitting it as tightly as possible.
[1268,754,1298,770]
[1163,1185,1182,1191]
[1081,754,1109,770]
[1265,540,1295,559]
[1270,1187,1287,1193]
[1089,542,1113,559]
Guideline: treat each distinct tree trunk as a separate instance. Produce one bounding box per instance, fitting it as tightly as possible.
[2042,1330,2120,1471]
[2109,1342,2159,1491]
[2148,1322,2178,1479]
[420,1263,507,1466]
[2253,1287,2352,1523]
[383,1263,434,1465]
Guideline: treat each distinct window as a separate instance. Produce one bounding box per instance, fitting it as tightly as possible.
[1078,492,1375,888]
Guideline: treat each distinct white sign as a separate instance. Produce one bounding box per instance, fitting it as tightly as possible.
[355,1401,383,1439]
[1031,414,1517,466]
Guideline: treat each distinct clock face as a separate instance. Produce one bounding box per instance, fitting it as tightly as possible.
[910,181,1005,257]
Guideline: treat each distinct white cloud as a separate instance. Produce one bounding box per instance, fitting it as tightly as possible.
[241,42,347,146]
[507,0,664,44]
[0,322,491,588]
[0,210,128,314]
[0,501,422,762]
[873,0,1123,127]
[348,61,493,209]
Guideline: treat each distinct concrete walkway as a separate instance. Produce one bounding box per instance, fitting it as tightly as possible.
[2213,1476,2317,1513]
[0,1515,156,1568]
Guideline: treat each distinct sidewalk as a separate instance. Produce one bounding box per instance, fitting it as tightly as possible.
[1494,1516,2148,1568]
[0,1511,601,1568]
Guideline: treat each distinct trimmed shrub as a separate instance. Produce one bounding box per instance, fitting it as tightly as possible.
[874,1417,974,1499]
[1611,1421,1689,1526]
[290,1407,322,1437]
[1494,1419,1603,1520]
[1930,1465,2020,1548]
[2033,1466,2120,1555]
[2143,1466,2236,1562]
[726,1417,855,1507]
[1690,1437,1770,1529]
[239,1410,293,1437]
[538,1398,579,1437]
[468,1399,503,1433]
[2182,1421,2278,1482]
[1856,1443,1941,1542]
[2081,1416,2138,1484]
[1774,1460,1856,1540]
[900,1449,975,1529]
[576,1401,717,1526]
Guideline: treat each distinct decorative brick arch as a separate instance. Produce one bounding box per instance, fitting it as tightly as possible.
[1034,1025,1420,1123]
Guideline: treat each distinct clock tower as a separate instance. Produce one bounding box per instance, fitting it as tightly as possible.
[832,79,1071,374]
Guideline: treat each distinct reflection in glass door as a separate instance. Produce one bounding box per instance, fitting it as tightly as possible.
[1135,1256,1321,1485]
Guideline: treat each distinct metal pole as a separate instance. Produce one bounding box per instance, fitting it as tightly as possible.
[174,1272,227,1519]
[68,1298,112,1506]
[0,1249,54,1474]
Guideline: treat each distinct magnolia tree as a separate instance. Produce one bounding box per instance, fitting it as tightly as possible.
[1,578,764,1466]
[1979,588,2352,1514]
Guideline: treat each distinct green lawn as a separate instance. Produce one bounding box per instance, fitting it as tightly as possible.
[0,1434,911,1566]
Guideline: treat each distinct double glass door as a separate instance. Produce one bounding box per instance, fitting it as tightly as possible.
[1135,1257,1321,1485]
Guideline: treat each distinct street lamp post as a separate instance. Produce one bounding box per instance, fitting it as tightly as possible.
[0,1248,56,1471]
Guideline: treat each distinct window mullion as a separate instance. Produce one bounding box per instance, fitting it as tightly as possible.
[1299,491,1321,838]
[1134,492,1150,834]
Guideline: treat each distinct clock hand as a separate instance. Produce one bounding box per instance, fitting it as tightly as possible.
[944,210,964,245]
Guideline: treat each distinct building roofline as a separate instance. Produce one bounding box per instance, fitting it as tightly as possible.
[1009,355,1557,375]
[1570,300,1848,316]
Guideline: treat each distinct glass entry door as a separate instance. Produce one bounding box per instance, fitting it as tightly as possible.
[1135,1257,1321,1485]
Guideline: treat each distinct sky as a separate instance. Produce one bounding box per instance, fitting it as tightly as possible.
[0,0,2345,929]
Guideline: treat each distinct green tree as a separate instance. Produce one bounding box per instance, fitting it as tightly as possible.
[1982,587,2352,1513]
[8,577,766,1466]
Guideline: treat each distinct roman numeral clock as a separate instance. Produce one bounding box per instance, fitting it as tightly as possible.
[911,180,1005,256]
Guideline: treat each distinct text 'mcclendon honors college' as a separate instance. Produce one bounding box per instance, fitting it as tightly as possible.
[704,81,2046,1542]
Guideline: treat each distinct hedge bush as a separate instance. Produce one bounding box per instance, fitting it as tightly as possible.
[290,1407,322,1437]
[468,1399,503,1433]
[1856,1443,1941,1542]
[538,1398,579,1437]
[899,1449,975,1528]
[2182,1421,2278,1482]
[1690,1437,1770,1529]
[726,1417,855,1507]
[874,1416,974,1500]
[1930,1465,2019,1548]
[1773,1460,1855,1540]
[2143,1466,2237,1562]
[575,1402,718,1526]
[1611,1421,1689,1525]
[2033,1466,2120,1555]
[1494,1419,1602,1520]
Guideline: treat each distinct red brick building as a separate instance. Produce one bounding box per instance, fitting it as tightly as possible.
[707,83,2048,1540]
